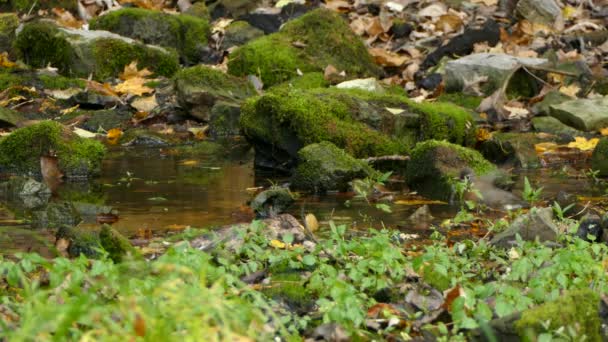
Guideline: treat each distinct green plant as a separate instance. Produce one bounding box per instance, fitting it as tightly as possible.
[350,171,393,213]
[522,176,543,205]
[552,201,575,221]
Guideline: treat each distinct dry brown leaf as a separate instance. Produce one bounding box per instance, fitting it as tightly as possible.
[369,48,409,67]
[436,14,463,33]
[52,8,83,28]
[323,0,351,12]
[470,0,498,6]
[115,78,153,96]
[120,61,153,80]
[600,127,608,136]
[559,84,580,98]
[305,213,319,232]
[131,95,158,112]
[366,17,385,37]
[86,80,119,97]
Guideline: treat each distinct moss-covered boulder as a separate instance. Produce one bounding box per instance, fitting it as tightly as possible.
[15,21,179,80]
[0,121,106,178]
[183,2,210,19]
[0,13,18,53]
[228,9,381,87]
[99,224,142,263]
[269,72,329,91]
[90,8,210,65]
[406,140,495,201]
[292,142,373,193]
[480,132,552,169]
[221,20,264,50]
[591,138,608,177]
[174,65,256,127]
[55,225,101,258]
[515,289,602,341]
[0,107,25,127]
[241,87,475,172]
[0,0,77,14]
[250,187,295,218]
[58,109,131,132]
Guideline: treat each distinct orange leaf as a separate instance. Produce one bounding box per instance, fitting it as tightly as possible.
[601,128,608,136]
[0,52,16,68]
[107,128,123,145]
[134,313,146,337]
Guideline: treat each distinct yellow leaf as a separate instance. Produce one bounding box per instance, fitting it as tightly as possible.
[601,128,608,136]
[567,137,599,151]
[305,213,319,232]
[559,84,580,97]
[269,239,286,249]
[120,61,152,80]
[0,52,16,68]
[476,128,492,142]
[534,142,559,153]
[60,104,79,115]
[114,77,153,96]
[562,6,578,20]
[107,128,123,145]
[179,160,199,166]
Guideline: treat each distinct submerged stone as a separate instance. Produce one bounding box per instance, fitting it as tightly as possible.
[550,96,608,132]
[292,141,374,193]
[15,21,179,80]
[228,8,381,87]
[531,116,585,140]
[0,121,106,178]
[406,140,495,201]
[90,8,210,65]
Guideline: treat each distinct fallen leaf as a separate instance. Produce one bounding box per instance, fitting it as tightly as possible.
[476,128,492,142]
[470,0,498,6]
[503,105,529,119]
[188,126,208,140]
[60,104,79,115]
[52,8,83,28]
[559,84,580,98]
[600,128,608,136]
[436,14,463,33]
[134,313,146,337]
[114,78,153,96]
[305,213,319,232]
[269,239,286,249]
[131,95,158,112]
[107,128,123,145]
[324,0,351,12]
[0,52,16,68]
[179,160,199,166]
[368,48,409,67]
[385,107,405,115]
[73,127,98,138]
[418,3,447,18]
[568,137,599,151]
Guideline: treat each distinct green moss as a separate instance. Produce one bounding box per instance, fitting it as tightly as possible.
[56,225,101,258]
[4,0,77,12]
[90,8,210,64]
[0,121,106,177]
[38,74,85,89]
[0,13,18,32]
[413,100,476,146]
[174,64,253,97]
[406,140,495,201]
[99,225,142,263]
[591,138,608,177]
[0,69,24,89]
[184,2,210,19]
[91,38,179,80]
[515,289,601,341]
[228,9,380,87]
[14,22,74,73]
[271,72,329,91]
[436,93,482,110]
[262,273,313,312]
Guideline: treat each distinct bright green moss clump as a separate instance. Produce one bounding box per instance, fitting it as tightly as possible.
[14,22,74,73]
[99,225,142,263]
[90,8,210,65]
[1,0,77,13]
[271,72,329,91]
[515,289,601,341]
[228,9,381,87]
[412,100,476,146]
[0,121,106,178]
[406,140,495,201]
[38,74,86,89]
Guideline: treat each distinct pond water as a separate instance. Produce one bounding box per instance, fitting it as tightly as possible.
[0,140,605,253]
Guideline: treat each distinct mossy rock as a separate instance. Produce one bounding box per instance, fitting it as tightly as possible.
[221,20,264,50]
[37,73,86,90]
[174,65,255,122]
[0,0,77,13]
[531,116,585,141]
[228,8,381,87]
[15,21,179,80]
[184,2,210,19]
[0,121,106,178]
[55,225,101,258]
[515,289,601,341]
[58,109,131,132]
[208,0,262,19]
[591,138,608,177]
[90,8,210,65]
[99,224,142,263]
[269,72,329,91]
[250,187,295,218]
[0,106,25,127]
[0,13,18,53]
[241,87,474,171]
[480,132,552,169]
[262,273,314,313]
[292,141,374,193]
[406,140,495,201]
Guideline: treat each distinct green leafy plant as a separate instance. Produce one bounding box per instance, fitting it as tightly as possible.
[522,176,543,205]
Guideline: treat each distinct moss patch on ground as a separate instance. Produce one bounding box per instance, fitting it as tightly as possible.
[90,8,210,65]
[228,8,381,87]
[0,121,105,178]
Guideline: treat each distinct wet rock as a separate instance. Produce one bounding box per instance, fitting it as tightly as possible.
[15,21,178,80]
[406,140,496,201]
[228,8,381,87]
[550,97,608,132]
[174,65,255,124]
[209,0,263,19]
[421,20,501,70]
[0,13,18,54]
[531,90,571,116]
[555,191,587,219]
[90,8,210,65]
[591,138,608,176]
[99,224,142,262]
[408,205,434,224]
[55,225,101,258]
[405,284,444,312]
[241,87,474,172]
[444,53,548,95]
[250,187,295,218]
[33,201,82,229]
[209,101,242,137]
[461,168,525,210]
[515,0,562,26]
[239,3,314,34]
[490,207,558,248]
[0,121,105,179]
[120,129,172,147]
[221,20,264,50]
[531,116,585,141]
[68,90,121,109]
[292,142,374,193]
[576,213,602,242]
[59,109,131,132]
[183,2,209,19]
[390,19,412,39]
[416,73,442,91]
[336,78,385,93]
[480,132,551,168]
[0,107,25,127]
[0,177,51,209]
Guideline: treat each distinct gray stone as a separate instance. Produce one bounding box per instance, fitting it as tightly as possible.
[490,207,559,248]
[336,78,385,93]
[531,116,585,139]
[250,187,295,218]
[516,0,562,26]
[444,53,548,95]
[550,97,608,132]
[0,177,51,209]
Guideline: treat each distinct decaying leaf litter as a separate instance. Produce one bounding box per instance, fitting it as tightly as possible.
[2,0,608,340]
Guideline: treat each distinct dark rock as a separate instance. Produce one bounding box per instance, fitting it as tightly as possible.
[421,19,501,70]
[209,0,263,19]
[239,7,282,34]
[250,187,295,218]
[490,207,558,248]
[576,214,602,242]
[390,20,413,39]
[591,138,608,177]
[292,142,374,193]
[480,132,551,169]
[209,101,242,137]
[416,73,442,91]
[55,226,101,258]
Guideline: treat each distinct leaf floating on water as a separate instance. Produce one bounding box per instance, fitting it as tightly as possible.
[179,160,199,166]
[147,197,168,201]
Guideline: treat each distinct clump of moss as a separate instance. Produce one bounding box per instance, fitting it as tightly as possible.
[174,64,254,99]
[38,74,85,90]
[2,0,77,13]
[412,100,476,146]
[262,273,314,313]
[406,140,495,201]
[184,2,210,19]
[436,93,482,111]
[0,68,24,89]
[0,121,106,178]
[591,138,608,177]
[515,289,601,341]
[292,141,374,193]
[14,22,74,73]
[271,72,329,91]
[90,8,210,65]
[0,13,18,52]
[99,225,142,263]
[228,8,380,87]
